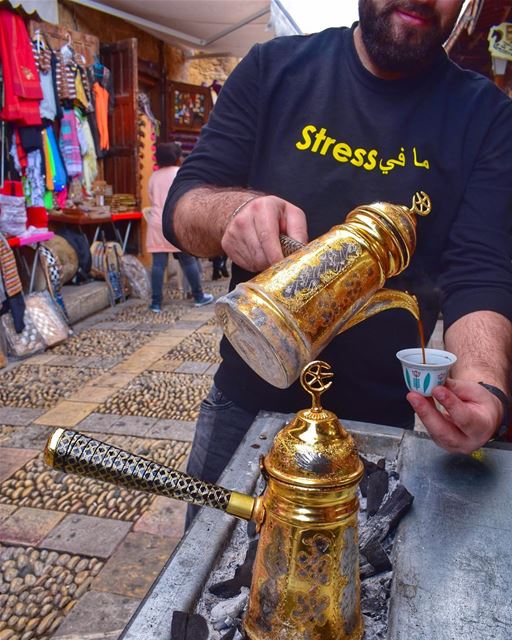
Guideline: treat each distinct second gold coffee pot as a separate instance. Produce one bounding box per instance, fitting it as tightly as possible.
[215,192,431,388]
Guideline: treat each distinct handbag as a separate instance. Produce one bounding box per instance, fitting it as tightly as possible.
[38,243,70,322]
[1,291,69,357]
[90,239,125,303]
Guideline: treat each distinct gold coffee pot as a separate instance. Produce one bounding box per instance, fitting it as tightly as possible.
[215,192,431,388]
[44,361,364,640]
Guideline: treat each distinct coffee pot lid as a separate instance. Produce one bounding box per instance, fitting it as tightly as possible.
[263,361,363,488]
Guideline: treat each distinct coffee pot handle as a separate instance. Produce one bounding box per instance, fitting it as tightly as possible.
[339,289,420,334]
[279,234,305,257]
[43,428,255,520]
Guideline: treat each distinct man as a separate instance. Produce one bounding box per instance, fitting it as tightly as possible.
[163,0,512,491]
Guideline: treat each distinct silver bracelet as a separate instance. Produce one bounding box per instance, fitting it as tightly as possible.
[229,194,261,221]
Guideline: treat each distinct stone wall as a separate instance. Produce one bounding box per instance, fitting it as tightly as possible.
[184,56,240,86]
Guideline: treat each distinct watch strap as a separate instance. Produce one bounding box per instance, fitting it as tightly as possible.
[478,382,510,441]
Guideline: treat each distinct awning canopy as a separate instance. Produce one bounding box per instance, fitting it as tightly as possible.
[70,0,276,57]
[68,0,360,58]
[6,0,59,23]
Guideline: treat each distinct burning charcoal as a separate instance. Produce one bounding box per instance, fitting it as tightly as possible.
[209,540,258,598]
[361,573,392,618]
[171,611,187,639]
[359,455,379,497]
[366,468,389,516]
[359,484,414,549]
[171,611,208,640]
[360,560,378,580]
[361,538,392,574]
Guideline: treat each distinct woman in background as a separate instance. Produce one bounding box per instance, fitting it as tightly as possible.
[147,142,214,312]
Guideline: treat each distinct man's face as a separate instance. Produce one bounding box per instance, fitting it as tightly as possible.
[358,0,464,74]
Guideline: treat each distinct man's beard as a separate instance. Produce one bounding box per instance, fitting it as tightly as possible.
[358,0,456,74]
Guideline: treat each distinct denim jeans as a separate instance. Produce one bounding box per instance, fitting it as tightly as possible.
[150,252,168,307]
[151,252,206,306]
[174,252,205,302]
[185,384,257,528]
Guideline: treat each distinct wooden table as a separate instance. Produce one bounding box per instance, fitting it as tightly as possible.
[110,211,143,253]
[49,210,142,253]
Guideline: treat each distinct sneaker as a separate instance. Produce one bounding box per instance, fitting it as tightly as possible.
[194,293,214,307]
[149,304,162,313]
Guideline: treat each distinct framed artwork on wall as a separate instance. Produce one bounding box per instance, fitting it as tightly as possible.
[169,81,213,133]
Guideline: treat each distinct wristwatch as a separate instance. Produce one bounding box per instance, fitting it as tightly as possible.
[478,382,510,441]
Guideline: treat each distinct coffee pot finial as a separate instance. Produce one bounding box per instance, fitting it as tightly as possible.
[300,360,334,412]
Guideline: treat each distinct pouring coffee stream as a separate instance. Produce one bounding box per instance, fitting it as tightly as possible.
[215,192,431,387]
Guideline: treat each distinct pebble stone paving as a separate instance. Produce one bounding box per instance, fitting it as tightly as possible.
[0,269,229,640]
[0,366,103,409]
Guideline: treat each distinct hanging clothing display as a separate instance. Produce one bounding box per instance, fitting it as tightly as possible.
[1,12,112,240]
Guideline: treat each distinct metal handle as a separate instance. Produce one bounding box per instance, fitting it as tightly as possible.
[279,234,305,257]
[44,429,254,520]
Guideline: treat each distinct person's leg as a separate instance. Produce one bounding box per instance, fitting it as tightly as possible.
[175,252,204,301]
[185,384,257,529]
[212,256,222,280]
[176,252,213,306]
[150,252,168,309]
[220,255,229,278]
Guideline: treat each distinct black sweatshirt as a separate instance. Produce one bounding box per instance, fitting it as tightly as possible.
[164,26,512,428]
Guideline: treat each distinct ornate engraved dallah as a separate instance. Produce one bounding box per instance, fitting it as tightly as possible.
[44,361,364,640]
[215,192,431,389]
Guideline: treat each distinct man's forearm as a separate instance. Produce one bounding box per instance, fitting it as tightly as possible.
[172,186,260,257]
[445,310,512,394]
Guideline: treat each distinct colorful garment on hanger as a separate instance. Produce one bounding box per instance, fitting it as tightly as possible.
[92,82,110,150]
[32,39,57,121]
[26,151,46,207]
[10,132,27,174]
[75,70,89,110]
[79,66,92,112]
[59,109,82,177]
[76,111,98,193]
[55,52,78,102]
[0,9,42,125]
[42,126,67,192]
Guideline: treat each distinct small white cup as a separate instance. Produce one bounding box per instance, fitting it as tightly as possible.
[396,348,457,397]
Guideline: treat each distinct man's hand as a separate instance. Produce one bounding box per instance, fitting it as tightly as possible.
[221,195,308,272]
[407,378,503,454]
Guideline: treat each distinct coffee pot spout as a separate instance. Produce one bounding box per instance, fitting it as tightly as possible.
[340,289,420,333]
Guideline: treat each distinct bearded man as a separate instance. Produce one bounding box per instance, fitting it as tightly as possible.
[163,0,512,518]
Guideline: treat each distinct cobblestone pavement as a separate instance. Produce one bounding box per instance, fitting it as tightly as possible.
[0,270,229,640]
